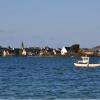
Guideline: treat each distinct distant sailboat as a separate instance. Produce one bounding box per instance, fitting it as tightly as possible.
[74,57,100,67]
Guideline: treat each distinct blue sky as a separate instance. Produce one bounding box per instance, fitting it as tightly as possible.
[0,0,100,48]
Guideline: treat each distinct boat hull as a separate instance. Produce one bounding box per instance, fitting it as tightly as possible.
[74,63,100,68]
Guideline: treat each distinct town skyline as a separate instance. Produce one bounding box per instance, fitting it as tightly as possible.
[0,43,100,57]
[0,41,99,49]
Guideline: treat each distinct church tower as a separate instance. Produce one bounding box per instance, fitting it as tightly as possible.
[21,41,24,49]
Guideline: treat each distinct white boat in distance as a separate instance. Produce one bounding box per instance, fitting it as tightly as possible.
[74,57,100,68]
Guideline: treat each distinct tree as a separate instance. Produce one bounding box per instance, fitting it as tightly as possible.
[70,44,80,52]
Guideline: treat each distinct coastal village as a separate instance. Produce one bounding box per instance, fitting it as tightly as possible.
[0,42,100,57]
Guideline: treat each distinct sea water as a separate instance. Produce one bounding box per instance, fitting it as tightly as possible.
[0,56,100,100]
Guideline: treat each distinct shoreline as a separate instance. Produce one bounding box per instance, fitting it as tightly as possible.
[0,55,100,57]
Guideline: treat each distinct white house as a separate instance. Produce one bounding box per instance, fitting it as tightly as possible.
[61,47,68,55]
[3,50,9,56]
[3,50,7,56]
[22,49,27,56]
[53,49,57,55]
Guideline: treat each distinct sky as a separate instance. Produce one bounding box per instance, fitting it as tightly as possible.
[0,0,100,48]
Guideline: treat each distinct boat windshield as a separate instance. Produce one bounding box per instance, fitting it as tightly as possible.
[83,58,88,60]
[78,57,89,64]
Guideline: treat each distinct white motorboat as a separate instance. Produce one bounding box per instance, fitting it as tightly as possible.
[74,57,100,67]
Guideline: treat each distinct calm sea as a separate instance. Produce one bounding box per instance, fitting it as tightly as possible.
[0,56,100,100]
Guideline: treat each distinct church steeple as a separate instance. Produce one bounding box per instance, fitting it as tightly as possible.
[21,41,24,49]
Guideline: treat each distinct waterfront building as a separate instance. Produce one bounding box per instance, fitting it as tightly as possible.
[3,50,7,56]
[61,47,68,55]
[21,49,27,56]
